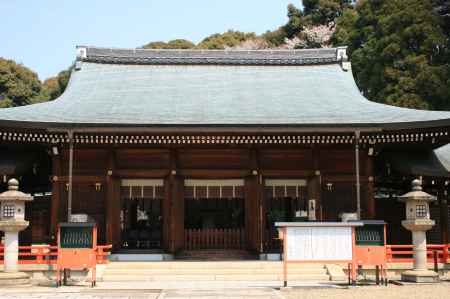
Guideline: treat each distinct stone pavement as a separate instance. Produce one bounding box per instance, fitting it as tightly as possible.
[0,278,345,299]
[0,287,287,299]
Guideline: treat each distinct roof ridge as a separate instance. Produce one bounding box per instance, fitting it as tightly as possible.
[77,45,341,53]
[75,45,345,66]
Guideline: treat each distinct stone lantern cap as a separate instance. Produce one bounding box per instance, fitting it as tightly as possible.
[398,179,436,203]
[0,179,33,202]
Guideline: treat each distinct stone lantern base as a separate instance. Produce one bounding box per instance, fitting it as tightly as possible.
[401,269,440,283]
[0,272,30,287]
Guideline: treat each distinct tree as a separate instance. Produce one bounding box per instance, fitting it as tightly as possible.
[303,0,353,25]
[333,0,450,110]
[0,58,46,107]
[262,28,287,47]
[196,30,256,49]
[142,41,168,49]
[283,4,304,38]
[167,39,195,49]
[433,0,450,36]
[43,66,72,101]
[330,8,358,46]
[143,39,195,49]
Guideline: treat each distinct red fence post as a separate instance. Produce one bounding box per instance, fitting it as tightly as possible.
[36,247,43,264]
[443,244,449,263]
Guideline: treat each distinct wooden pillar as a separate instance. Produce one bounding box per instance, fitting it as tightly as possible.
[366,153,376,219]
[166,150,184,253]
[242,149,264,253]
[440,183,449,244]
[58,148,69,224]
[309,146,322,220]
[308,175,322,220]
[50,153,62,240]
[105,150,120,249]
[248,148,264,253]
[166,174,184,253]
[245,175,261,253]
[162,177,171,251]
[257,174,264,253]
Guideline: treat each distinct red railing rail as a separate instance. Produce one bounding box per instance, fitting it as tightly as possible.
[96,245,113,264]
[185,228,245,250]
[386,244,449,263]
[0,244,112,265]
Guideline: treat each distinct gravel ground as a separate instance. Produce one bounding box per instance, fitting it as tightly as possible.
[281,282,450,299]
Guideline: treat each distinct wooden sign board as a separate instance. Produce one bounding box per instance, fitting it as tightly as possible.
[285,226,353,261]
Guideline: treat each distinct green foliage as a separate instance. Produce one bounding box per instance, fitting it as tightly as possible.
[333,0,450,110]
[294,33,323,49]
[196,30,256,49]
[143,41,168,49]
[43,66,72,101]
[262,28,287,47]
[262,3,304,47]
[303,0,353,25]
[283,4,304,38]
[0,58,45,107]
[433,0,450,36]
[143,39,195,49]
[330,8,358,46]
[167,39,195,49]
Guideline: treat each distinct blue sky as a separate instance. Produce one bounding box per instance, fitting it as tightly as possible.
[0,0,296,80]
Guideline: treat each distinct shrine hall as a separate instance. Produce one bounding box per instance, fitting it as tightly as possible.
[0,46,449,256]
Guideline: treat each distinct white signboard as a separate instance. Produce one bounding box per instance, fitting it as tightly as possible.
[286,226,353,261]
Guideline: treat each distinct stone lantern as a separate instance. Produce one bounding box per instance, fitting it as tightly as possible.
[398,179,439,282]
[0,179,33,286]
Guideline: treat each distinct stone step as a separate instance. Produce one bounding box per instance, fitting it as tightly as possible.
[176,250,256,260]
[104,267,327,275]
[102,261,330,282]
[102,273,330,282]
[0,272,31,287]
[106,261,326,270]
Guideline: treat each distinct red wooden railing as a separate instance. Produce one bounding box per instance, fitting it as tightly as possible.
[2,243,450,265]
[0,245,112,265]
[96,245,113,264]
[185,228,245,250]
[386,244,449,263]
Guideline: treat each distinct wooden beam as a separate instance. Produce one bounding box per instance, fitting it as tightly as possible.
[322,174,369,182]
[114,169,170,178]
[179,169,250,178]
[259,170,314,177]
[54,175,106,183]
[115,168,314,179]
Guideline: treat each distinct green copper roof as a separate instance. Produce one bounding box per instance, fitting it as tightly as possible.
[387,144,450,177]
[434,144,450,174]
[0,47,449,129]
